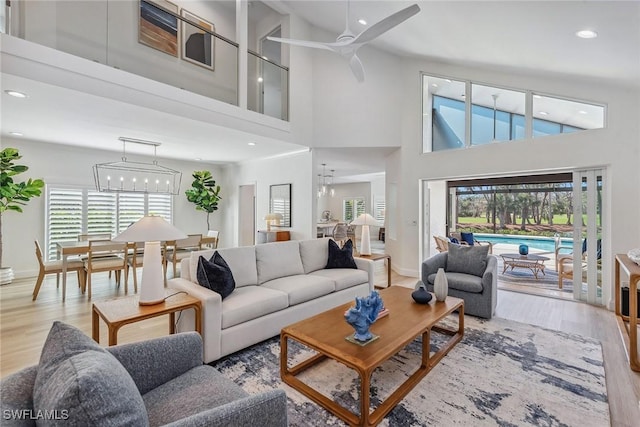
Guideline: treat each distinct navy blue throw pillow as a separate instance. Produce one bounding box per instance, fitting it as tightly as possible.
[460,232,475,246]
[196,252,235,299]
[449,237,460,244]
[326,239,357,269]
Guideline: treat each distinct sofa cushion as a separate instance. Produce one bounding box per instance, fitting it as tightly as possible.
[190,246,257,288]
[256,241,304,284]
[221,286,289,329]
[143,365,247,426]
[308,268,369,292]
[33,321,148,426]
[447,243,489,277]
[262,274,334,306]
[299,237,331,273]
[196,252,236,299]
[326,239,357,269]
[428,272,484,293]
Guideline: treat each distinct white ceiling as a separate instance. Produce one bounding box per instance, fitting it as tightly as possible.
[1,1,638,182]
[279,0,640,87]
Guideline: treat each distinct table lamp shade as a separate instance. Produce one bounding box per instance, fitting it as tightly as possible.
[113,216,187,305]
[264,213,283,231]
[350,214,380,255]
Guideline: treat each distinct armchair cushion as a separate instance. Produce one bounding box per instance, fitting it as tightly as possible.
[325,239,357,269]
[33,321,148,426]
[196,252,236,300]
[460,232,475,246]
[447,243,490,277]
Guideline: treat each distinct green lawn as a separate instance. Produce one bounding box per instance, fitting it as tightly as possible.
[457,214,596,226]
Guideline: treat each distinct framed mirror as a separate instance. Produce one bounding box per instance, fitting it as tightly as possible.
[269,184,291,227]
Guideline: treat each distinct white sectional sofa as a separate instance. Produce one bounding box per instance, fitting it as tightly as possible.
[167,238,374,363]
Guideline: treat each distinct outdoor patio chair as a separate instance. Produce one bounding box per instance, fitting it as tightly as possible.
[433,236,450,253]
[450,231,493,253]
[557,238,601,289]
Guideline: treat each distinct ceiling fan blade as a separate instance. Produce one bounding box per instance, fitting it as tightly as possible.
[266,36,333,51]
[349,54,365,83]
[352,4,420,45]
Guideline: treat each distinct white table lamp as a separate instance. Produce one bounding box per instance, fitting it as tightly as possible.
[264,213,283,231]
[113,215,187,305]
[350,213,379,255]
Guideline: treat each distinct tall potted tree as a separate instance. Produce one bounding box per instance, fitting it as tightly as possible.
[185,171,221,231]
[0,148,45,284]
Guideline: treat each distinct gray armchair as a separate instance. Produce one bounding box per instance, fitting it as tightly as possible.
[0,322,287,427]
[422,245,497,319]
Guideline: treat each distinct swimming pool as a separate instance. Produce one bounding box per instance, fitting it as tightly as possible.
[474,234,574,253]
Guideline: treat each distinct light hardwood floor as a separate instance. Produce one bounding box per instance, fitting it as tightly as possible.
[1,269,639,426]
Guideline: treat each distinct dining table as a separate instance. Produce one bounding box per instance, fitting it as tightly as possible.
[56,240,93,302]
[316,221,339,237]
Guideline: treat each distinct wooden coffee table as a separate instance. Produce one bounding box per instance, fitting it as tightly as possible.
[280,286,464,426]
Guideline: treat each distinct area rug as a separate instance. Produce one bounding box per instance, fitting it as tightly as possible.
[211,316,609,426]
[496,256,573,293]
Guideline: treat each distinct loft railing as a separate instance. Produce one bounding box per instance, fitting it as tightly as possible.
[4,0,289,121]
[247,50,289,121]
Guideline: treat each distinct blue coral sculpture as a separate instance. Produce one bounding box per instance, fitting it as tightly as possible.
[344,291,384,342]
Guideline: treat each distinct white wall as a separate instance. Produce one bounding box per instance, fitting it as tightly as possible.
[319,182,372,222]
[390,59,640,307]
[1,137,223,277]
[221,150,313,246]
[22,0,238,103]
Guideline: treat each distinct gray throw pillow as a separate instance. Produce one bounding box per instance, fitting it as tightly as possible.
[33,321,149,426]
[447,243,490,277]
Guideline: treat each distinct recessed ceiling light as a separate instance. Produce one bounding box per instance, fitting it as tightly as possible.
[9,132,24,136]
[533,94,542,99]
[5,90,27,98]
[576,29,597,39]
[195,158,202,161]
[461,94,466,98]
[538,111,549,116]
[358,18,367,25]
[248,142,256,146]
[431,83,438,88]
[445,79,452,83]
[262,56,268,61]
[578,110,588,115]
[257,77,263,83]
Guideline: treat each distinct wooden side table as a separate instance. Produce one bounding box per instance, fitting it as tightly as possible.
[614,254,640,371]
[356,253,391,288]
[92,288,202,346]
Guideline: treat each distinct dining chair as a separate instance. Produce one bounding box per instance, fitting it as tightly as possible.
[83,240,129,300]
[125,242,145,290]
[165,234,202,277]
[202,230,220,249]
[332,223,349,246]
[32,240,86,301]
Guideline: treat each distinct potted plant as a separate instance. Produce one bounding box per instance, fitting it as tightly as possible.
[185,170,221,231]
[0,148,44,284]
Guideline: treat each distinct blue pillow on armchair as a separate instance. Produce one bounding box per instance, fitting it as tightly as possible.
[460,232,475,246]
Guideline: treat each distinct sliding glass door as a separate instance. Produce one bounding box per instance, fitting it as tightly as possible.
[572,169,605,305]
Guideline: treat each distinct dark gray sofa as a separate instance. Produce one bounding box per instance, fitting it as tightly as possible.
[0,322,287,426]
[422,244,498,319]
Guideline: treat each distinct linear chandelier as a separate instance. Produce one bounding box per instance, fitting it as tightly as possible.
[93,137,182,195]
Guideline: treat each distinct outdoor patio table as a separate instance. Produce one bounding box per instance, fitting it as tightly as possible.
[501,253,550,279]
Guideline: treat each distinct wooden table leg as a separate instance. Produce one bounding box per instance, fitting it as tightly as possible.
[169,312,176,334]
[108,325,119,346]
[92,306,99,343]
[194,304,202,336]
[387,257,391,287]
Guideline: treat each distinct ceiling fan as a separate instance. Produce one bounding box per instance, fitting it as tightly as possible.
[267,1,420,83]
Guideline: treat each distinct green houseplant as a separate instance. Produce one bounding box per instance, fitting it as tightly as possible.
[0,148,45,284]
[185,171,221,231]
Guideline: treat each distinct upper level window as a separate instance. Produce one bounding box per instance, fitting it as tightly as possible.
[422,74,605,153]
[532,94,604,137]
